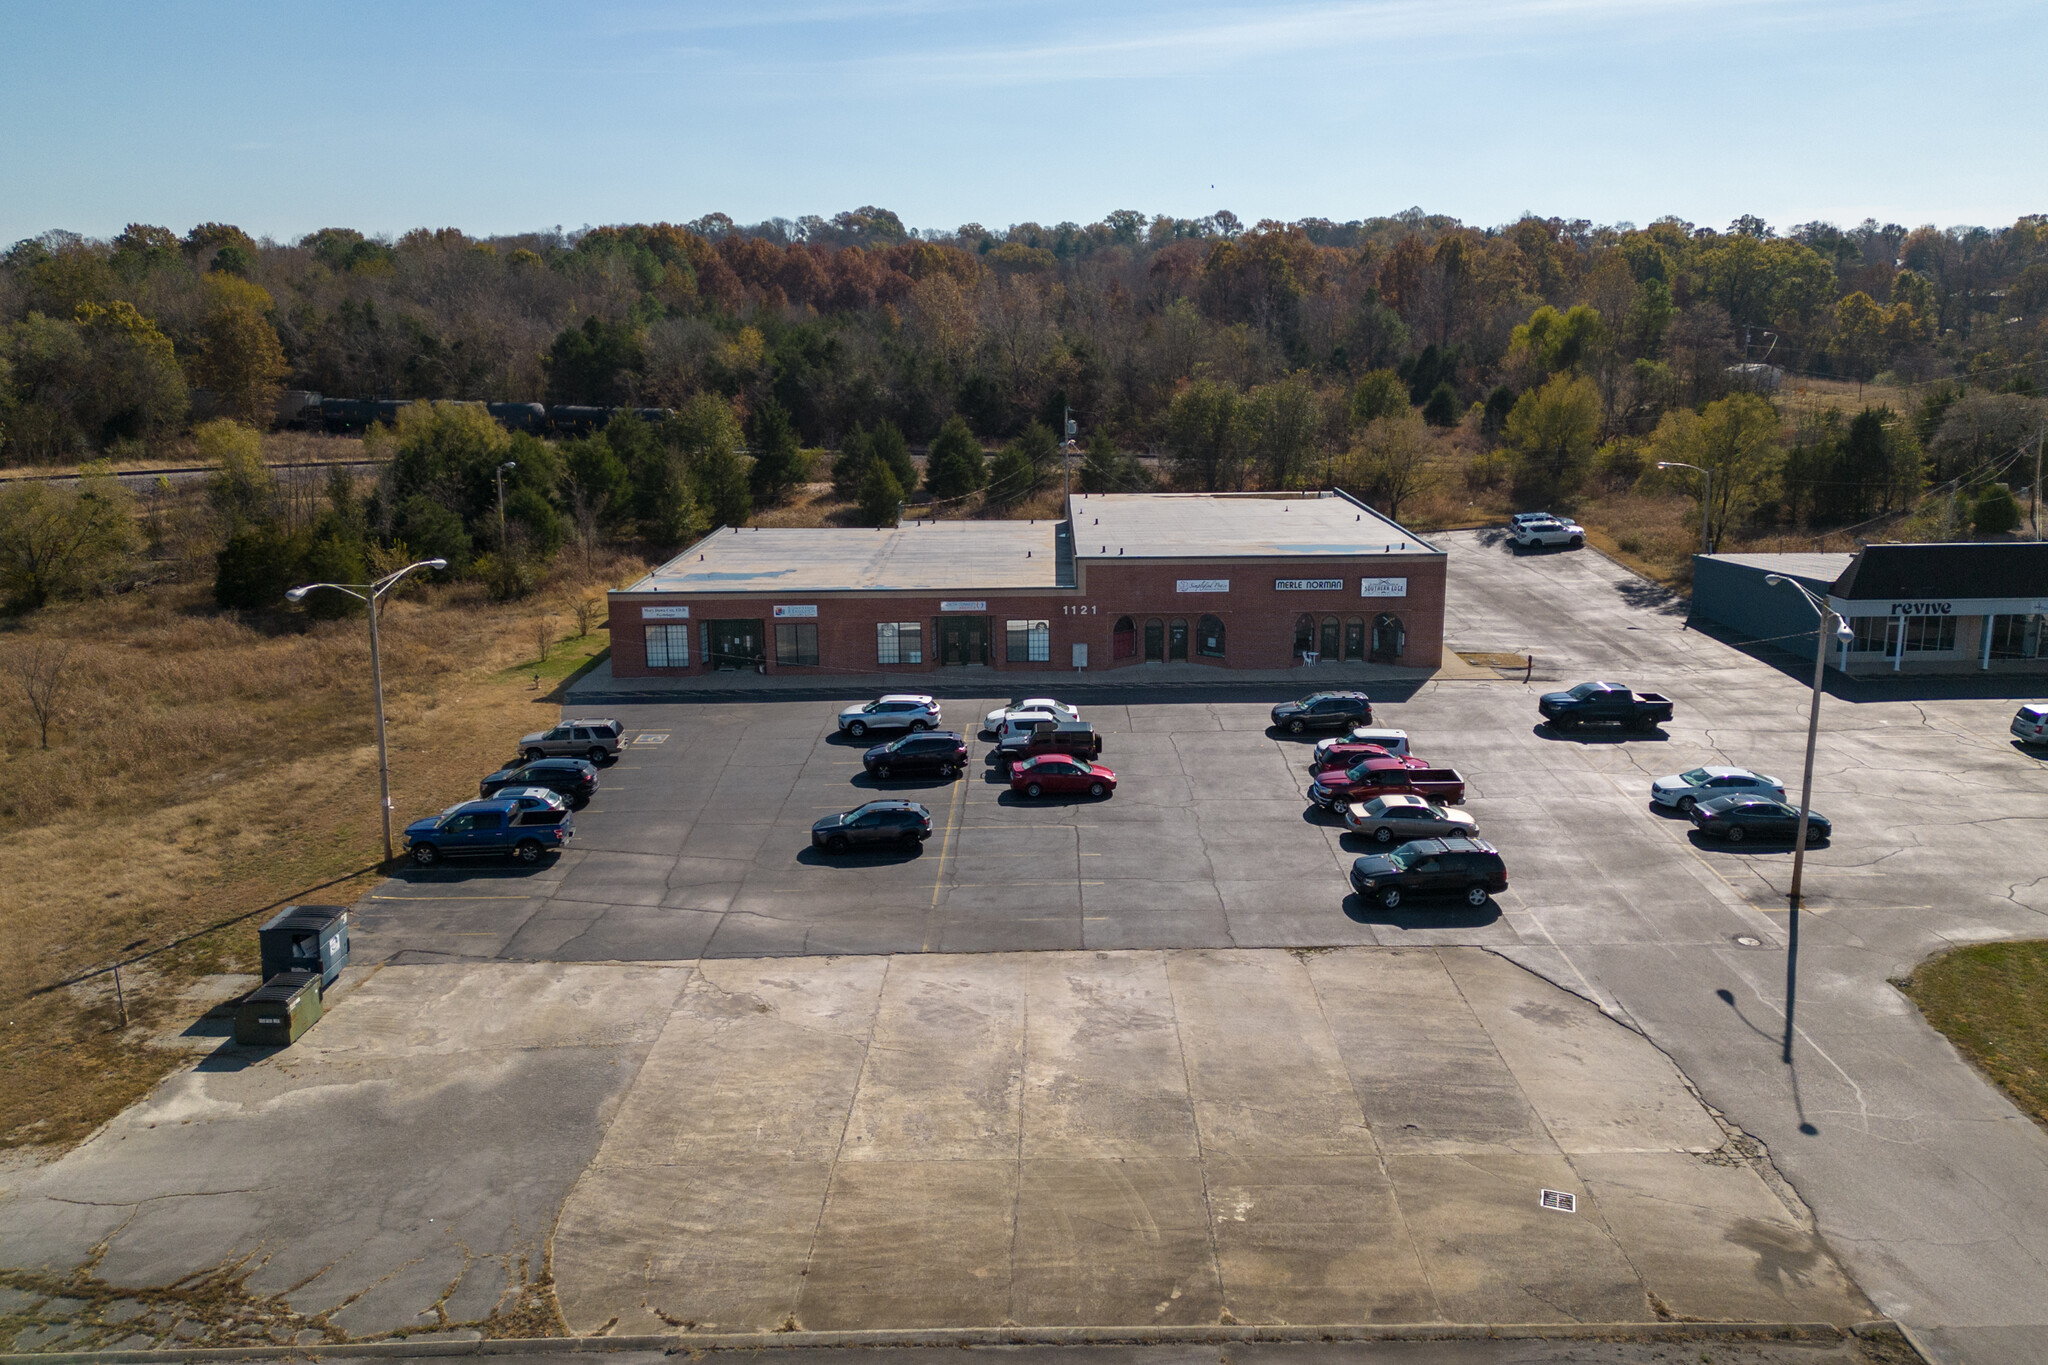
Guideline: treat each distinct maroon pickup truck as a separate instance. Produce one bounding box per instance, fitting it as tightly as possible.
[1308,762,1465,809]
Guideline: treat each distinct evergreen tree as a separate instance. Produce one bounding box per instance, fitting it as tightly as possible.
[832,423,876,499]
[923,416,986,499]
[748,401,807,506]
[856,460,905,527]
[1421,383,1461,428]
[870,421,917,491]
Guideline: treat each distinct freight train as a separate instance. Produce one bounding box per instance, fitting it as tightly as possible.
[276,393,675,437]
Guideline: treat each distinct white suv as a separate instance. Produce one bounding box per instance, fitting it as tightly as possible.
[2012,705,2048,744]
[837,695,941,738]
[1512,517,1585,549]
[990,711,1061,747]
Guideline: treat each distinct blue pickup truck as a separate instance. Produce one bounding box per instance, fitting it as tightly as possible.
[403,798,573,867]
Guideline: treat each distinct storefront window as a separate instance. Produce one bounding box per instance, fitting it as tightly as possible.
[775,622,819,667]
[1006,619,1050,663]
[877,621,923,665]
[1902,616,1957,652]
[645,624,690,668]
[1197,615,1225,658]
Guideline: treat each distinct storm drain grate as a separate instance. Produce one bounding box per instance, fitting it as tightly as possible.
[1539,1189,1576,1213]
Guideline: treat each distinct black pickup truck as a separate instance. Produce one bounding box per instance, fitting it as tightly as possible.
[1538,681,1675,732]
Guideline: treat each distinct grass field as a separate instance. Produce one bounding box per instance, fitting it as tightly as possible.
[0,554,643,1154]
[1899,942,2048,1130]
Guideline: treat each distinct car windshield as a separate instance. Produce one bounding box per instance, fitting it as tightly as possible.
[1568,683,1604,698]
[1679,768,1712,785]
[1384,848,1417,870]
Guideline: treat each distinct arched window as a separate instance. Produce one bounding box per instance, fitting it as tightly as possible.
[1321,616,1341,659]
[1197,614,1225,658]
[1373,613,1406,661]
[1144,618,1165,662]
[1168,618,1189,661]
[1112,616,1136,660]
[1343,617,1365,661]
[1294,614,1315,658]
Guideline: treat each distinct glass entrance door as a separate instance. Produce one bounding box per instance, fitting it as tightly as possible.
[1169,619,1189,661]
[936,615,988,666]
[707,619,764,671]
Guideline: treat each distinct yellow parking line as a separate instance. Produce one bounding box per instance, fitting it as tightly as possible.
[930,777,966,910]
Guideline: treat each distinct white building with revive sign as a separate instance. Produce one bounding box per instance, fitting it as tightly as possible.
[1690,542,2048,676]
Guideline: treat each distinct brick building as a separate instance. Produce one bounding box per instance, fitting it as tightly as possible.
[607,491,1446,680]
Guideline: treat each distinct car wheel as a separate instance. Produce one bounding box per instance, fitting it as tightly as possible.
[826,834,849,854]
[410,843,439,867]
[588,747,608,763]
[524,748,545,762]
[847,721,867,738]
[910,719,929,732]
[1632,715,1656,733]
[1569,535,1584,548]
[1374,826,1395,844]
[877,764,892,780]
[939,763,957,778]
[1676,796,1697,813]
[1378,886,1402,910]
[1725,825,1747,843]
[1288,718,1306,734]
[514,839,542,863]
[1088,781,1106,798]
[1550,715,1572,732]
[1026,781,1044,798]
[1464,885,1489,908]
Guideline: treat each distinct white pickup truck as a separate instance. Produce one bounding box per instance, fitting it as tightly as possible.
[1512,516,1585,549]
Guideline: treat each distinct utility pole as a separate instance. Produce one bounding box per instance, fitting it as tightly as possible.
[495,460,517,549]
[2034,428,2043,540]
[1063,404,1077,501]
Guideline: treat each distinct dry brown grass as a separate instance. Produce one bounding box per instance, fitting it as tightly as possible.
[0,551,645,1153]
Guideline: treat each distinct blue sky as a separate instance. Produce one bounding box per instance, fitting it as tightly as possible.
[2,0,2040,244]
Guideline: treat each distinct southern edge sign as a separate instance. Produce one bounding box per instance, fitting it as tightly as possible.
[1359,577,1409,598]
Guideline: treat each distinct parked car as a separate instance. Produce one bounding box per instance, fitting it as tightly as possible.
[1308,741,1402,774]
[2012,705,2048,744]
[1512,517,1586,549]
[1344,794,1478,844]
[1312,727,1410,764]
[1510,511,1557,531]
[1010,755,1117,799]
[997,720,1102,772]
[837,695,941,738]
[1309,750,1428,792]
[1271,692,1375,734]
[405,798,573,867]
[812,799,933,853]
[1349,837,1508,910]
[479,785,571,815]
[985,697,1080,730]
[564,717,624,742]
[1310,763,1465,808]
[864,731,969,780]
[518,720,620,763]
[990,711,1062,747]
[479,758,598,805]
[1690,795,1832,844]
[1650,766,1785,812]
[1539,681,1675,732]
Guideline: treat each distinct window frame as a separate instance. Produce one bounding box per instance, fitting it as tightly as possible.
[775,621,820,668]
[1006,618,1051,663]
[876,621,924,666]
[645,623,691,669]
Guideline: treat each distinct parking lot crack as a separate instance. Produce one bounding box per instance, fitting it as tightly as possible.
[788,954,888,1328]
[1159,956,1230,1317]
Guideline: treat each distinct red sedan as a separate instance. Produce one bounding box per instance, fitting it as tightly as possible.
[1309,751,1427,789]
[1010,755,1117,799]
[1305,741,1401,773]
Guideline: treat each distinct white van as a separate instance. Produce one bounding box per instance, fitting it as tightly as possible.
[2012,706,2048,744]
[1311,727,1410,765]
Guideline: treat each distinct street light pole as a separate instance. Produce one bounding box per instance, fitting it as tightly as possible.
[288,558,448,864]
[1657,460,1712,555]
[495,460,517,550]
[1765,574,1856,1065]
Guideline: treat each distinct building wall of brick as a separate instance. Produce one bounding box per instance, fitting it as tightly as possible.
[607,553,1445,679]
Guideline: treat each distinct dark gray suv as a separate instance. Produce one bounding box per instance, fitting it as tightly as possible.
[1349,837,1507,910]
[1271,692,1374,734]
[812,800,933,853]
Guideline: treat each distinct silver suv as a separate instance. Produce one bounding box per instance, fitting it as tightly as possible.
[836,695,941,738]
[519,720,622,763]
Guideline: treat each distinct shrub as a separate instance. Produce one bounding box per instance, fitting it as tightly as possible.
[856,460,904,527]
[1972,482,2023,535]
[923,416,985,499]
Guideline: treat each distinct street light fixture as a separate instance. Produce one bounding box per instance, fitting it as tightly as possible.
[1763,573,1857,1065]
[287,558,448,864]
[1657,461,1712,555]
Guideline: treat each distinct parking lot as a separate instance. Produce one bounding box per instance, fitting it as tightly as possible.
[8,531,2048,1362]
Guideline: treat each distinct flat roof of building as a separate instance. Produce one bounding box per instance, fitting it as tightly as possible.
[1700,551,1856,584]
[1833,541,2048,600]
[623,518,1071,595]
[1069,491,1439,559]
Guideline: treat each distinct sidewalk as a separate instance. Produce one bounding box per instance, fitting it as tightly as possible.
[566,651,1494,703]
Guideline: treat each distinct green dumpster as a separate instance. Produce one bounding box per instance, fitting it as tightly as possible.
[234,971,323,1047]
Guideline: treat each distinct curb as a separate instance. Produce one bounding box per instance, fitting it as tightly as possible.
[0,1319,1895,1362]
